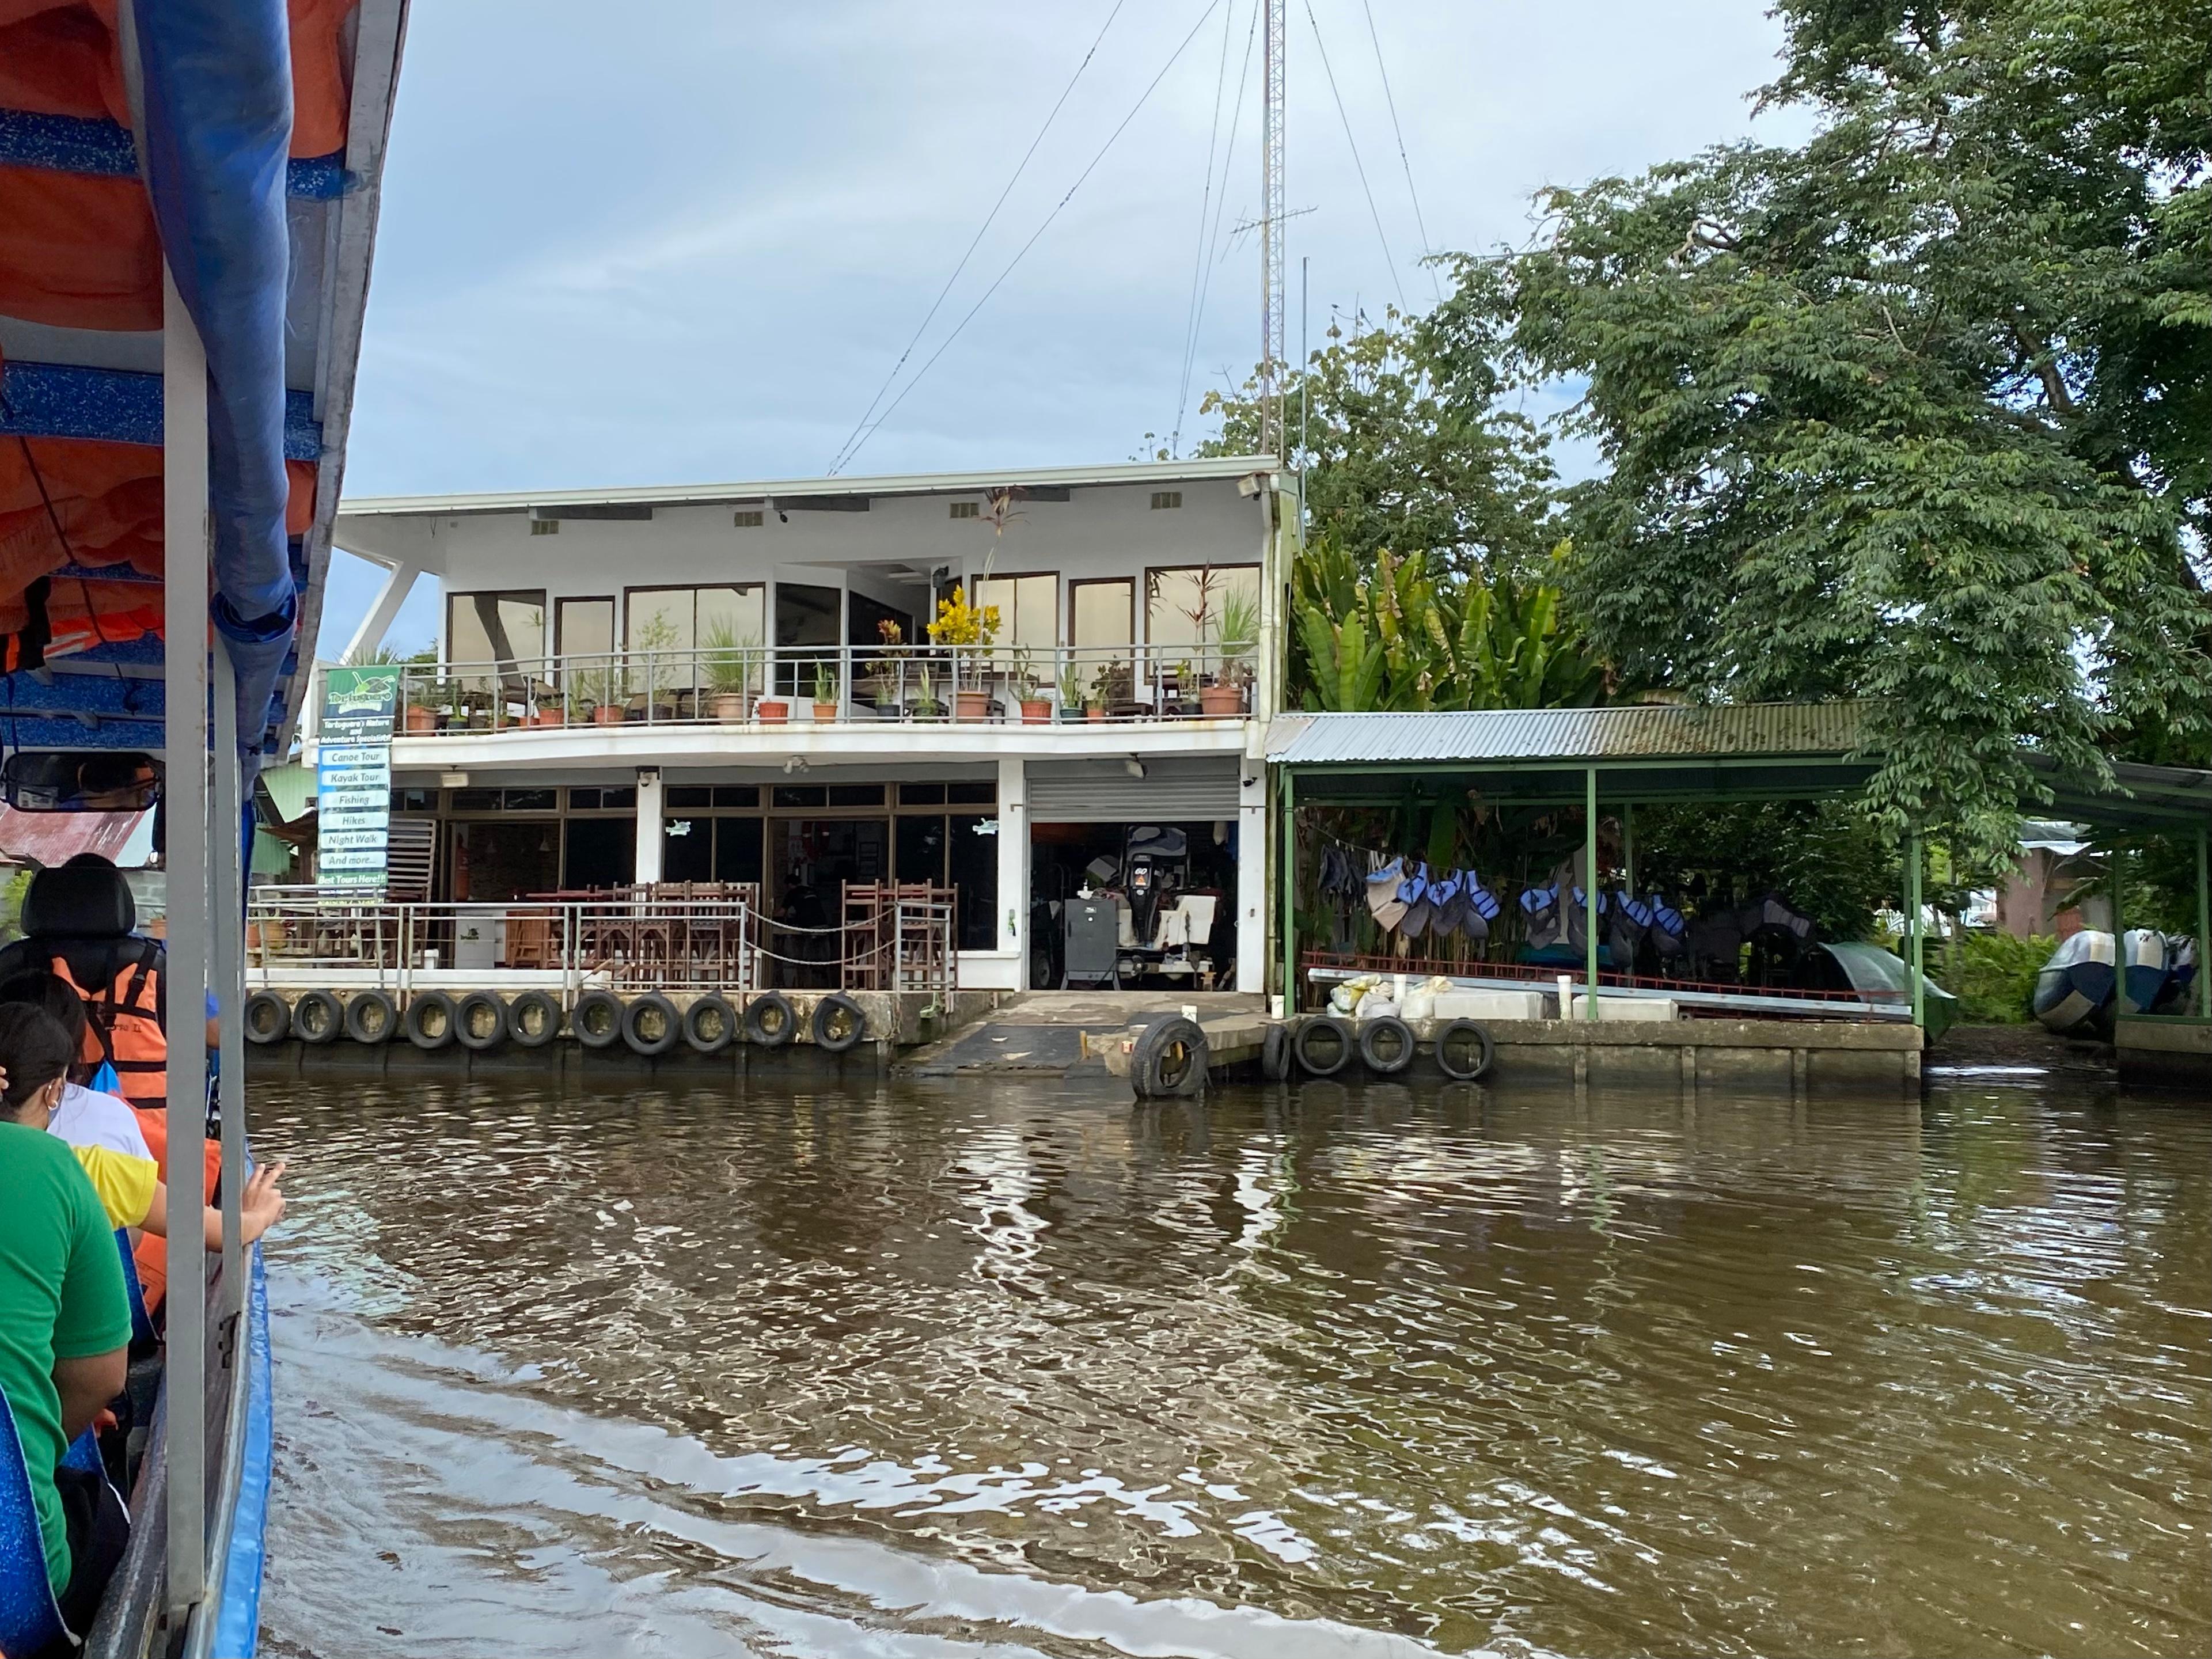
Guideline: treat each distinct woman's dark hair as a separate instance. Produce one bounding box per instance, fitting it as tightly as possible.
[0,969,89,1054]
[0,1003,75,1110]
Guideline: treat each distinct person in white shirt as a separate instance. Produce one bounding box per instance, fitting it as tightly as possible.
[0,973,154,1160]
[47,1078,151,1160]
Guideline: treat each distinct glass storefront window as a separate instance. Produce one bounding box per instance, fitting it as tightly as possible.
[972,573,1057,652]
[1070,578,1133,651]
[447,590,546,675]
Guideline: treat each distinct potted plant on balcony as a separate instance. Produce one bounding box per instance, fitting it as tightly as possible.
[1201,589,1255,716]
[628,615,681,721]
[908,661,944,721]
[1010,650,1050,724]
[534,686,567,727]
[927,590,999,720]
[1057,661,1087,723]
[702,620,758,722]
[1086,659,1119,722]
[811,660,841,723]
[867,618,909,717]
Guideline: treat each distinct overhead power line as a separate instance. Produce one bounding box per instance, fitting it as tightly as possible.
[1303,0,1405,313]
[1359,0,1439,302]
[838,0,1228,473]
[827,1,1129,475]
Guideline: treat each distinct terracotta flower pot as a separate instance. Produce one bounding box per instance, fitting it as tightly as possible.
[402,705,437,734]
[757,699,790,724]
[955,689,992,721]
[1020,698,1052,724]
[813,701,840,723]
[534,708,566,727]
[709,692,749,723]
[1086,705,1106,723]
[591,705,625,727]
[1199,685,1245,716]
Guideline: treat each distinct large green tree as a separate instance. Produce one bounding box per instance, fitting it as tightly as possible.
[1193,290,1558,576]
[1476,0,2211,857]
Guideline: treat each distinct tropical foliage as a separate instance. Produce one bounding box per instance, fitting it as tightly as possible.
[1291,533,1603,712]
[1478,0,2211,857]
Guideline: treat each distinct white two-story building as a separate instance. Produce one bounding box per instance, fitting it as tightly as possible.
[322,456,1286,992]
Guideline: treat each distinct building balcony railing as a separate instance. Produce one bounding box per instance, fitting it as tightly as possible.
[345,643,1261,737]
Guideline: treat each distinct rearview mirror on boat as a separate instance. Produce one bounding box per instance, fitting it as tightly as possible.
[2,750,163,812]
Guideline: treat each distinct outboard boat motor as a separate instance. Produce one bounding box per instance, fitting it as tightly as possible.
[1122,824,1188,950]
[2033,930,2115,1035]
[1606,890,1653,970]
[2153,935,2197,1013]
[1644,894,1689,970]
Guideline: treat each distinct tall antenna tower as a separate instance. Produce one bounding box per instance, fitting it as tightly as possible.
[1258,0,1286,460]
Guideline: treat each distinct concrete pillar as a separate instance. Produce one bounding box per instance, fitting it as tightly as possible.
[997,757,1026,963]
[1236,765,1266,993]
[633,767,664,884]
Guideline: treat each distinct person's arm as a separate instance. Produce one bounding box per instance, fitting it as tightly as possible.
[139,1160,287,1249]
[54,1348,126,1440]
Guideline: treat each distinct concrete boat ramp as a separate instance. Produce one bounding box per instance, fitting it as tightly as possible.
[903,992,1266,1079]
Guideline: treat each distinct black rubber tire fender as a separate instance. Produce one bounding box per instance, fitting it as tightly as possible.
[1131,1015,1209,1098]
[507,989,562,1047]
[1433,1018,1495,1082]
[1261,1021,1292,1082]
[744,990,796,1047]
[621,992,682,1057]
[811,993,867,1053]
[404,990,458,1050]
[682,993,738,1054]
[343,988,397,1045]
[571,989,624,1049]
[454,990,510,1051]
[1358,1015,1416,1075]
[289,989,342,1045]
[244,990,290,1046]
[1292,1015,1353,1077]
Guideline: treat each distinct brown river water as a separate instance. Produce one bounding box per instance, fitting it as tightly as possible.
[249,1063,2209,1658]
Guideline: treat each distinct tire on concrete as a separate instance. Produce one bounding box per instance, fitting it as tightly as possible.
[344,989,397,1045]
[682,993,738,1054]
[244,990,290,1046]
[1358,1015,1416,1075]
[1261,1022,1292,1081]
[1131,1015,1209,1098]
[744,990,796,1048]
[811,993,867,1053]
[1433,1018,1494,1082]
[508,990,561,1047]
[454,991,510,1051]
[404,990,458,1050]
[621,992,681,1057]
[290,989,343,1045]
[1291,1015,1353,1077]
[571,989,624,1049]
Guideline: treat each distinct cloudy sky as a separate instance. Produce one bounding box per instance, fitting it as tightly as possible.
[322,0,1813,654]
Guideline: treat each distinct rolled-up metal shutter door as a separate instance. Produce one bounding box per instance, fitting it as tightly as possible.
[1026,757,1241,822]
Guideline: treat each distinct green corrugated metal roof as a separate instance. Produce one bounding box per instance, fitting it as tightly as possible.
[256,761,316,825]
[251,829,295,876]
[1266,701,1877,766]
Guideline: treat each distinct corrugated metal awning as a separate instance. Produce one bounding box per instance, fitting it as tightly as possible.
[1266,702,1876,766]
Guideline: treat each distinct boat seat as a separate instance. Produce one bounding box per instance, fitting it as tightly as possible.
[0,1386,68,1658]
[0,863,170,1026]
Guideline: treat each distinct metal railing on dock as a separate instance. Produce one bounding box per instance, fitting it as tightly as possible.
[246,883,957,1006]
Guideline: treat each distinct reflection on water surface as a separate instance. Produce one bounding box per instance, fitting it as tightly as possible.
[254,1069,2210,1658]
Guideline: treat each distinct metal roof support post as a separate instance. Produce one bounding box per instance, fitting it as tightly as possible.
[1280,769,1296,1013]
[2111,847,2127,1013]
[2198,823,2209,1019]
[1906,830,1924,1030]
[161,260,212,1620]
[1585,768,1599,1019]
[212,642,245,1320]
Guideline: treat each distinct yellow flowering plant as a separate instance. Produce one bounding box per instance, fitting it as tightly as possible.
[927,592,1000,686]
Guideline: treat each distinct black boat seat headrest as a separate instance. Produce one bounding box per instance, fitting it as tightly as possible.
[21,864,136,939]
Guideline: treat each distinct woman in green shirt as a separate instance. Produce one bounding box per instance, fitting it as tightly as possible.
[0,1003,132,1635]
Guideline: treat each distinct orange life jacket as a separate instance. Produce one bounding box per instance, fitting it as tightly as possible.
[128,1102,220,1314]
[50,942,166,1107]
